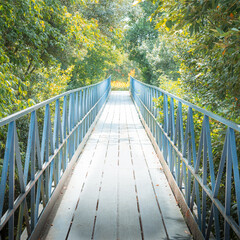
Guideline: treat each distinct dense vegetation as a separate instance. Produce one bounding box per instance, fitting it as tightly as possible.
[125,0,240,123]
[1,0,239,123]
[0,0,134,119]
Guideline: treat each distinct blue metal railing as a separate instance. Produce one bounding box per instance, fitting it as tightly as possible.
[0,76,111,239]
[130,76,240,239]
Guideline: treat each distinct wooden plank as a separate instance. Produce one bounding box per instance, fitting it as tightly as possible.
[129,93,192,239]
[132,166,167,240]
[118,92,142,240]
[118,137,141,238]
[119,99,132,169]
[150,168,192,239]
[66,167,102,240]
[93,93,119,239]
[127,97,168,240]
[138,130,191,238]
[118,168,142,240]
[93,166,118,240]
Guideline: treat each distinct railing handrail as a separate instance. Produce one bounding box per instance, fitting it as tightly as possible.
[0,78,111,127]
[131,77,240,131]
[0,76,111,239]
[130,76,240,239]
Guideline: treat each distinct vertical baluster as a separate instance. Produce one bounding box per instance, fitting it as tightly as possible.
[163,94,168,162]
[81,90,85,141]
[229,128,240,226]
[195,122,204,228]
[155,90,160,146]
[68,94,72,161]
[30,112,36,231]
[53,100,58,185]
[86,87,89,133]
[175,102,181,186]
[146,86,148,126]
[187,108,193,206]
[159,92,163,151]
[54,99,62,184]
[89,87,91,125]
[205,116,220,238]
[92,87,94,122]
[77,91,81,144]
[34,113,43,225]
[62,96,68,170]
[70,93,74,158]
[201,116,207,235]
[72,93,76,153]
[86,88,89,130]
[169,98,175,174]
[75,92,79,148]
[224,128,232,239]
[89,87,91,127]
[0,122,14,219]
[93,86,95,119]
[206,132,227,239]
[83,89,86,137]
[41,105,49,200]
[6,122,15,239]
[178,102,186,194]
[148,88,151,127]
[93,87,95,118]
[16,120,31,239]
[150,87,152,132]
[94,87,97,118]
[48,105,54,199]
[153,89,157,139]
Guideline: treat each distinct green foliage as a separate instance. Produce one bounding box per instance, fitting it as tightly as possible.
[68,37,121,88]
[124,1,180,86]
[0,0,131,117]
[124,1,159,84]
[148,0,240,123]
[107,53,140,82]
[67,0,133,88]
[145,37,180,82]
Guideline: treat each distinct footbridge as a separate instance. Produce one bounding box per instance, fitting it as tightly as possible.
[0,76,239,240]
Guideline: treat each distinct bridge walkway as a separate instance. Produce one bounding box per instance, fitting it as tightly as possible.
[40,91,191,240]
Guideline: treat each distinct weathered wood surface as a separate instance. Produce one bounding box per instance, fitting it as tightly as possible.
[41,91,192,240]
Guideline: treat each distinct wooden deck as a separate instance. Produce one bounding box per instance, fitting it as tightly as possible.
[40,91,192,240]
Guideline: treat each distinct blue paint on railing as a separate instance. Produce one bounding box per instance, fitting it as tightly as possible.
[130,76,240,239]
[0,76,111,239]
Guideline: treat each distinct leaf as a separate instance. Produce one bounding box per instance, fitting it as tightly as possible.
[155,22,162,29]
[231,28,239,32]
[189,25,194,36]
[165,20,173,28]
[216,27,224,34]
[132,0,140,6]
[195,23,199,33]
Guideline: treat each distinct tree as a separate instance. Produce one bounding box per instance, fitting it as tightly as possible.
[124,1,159,84]
[147,0,240,121]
